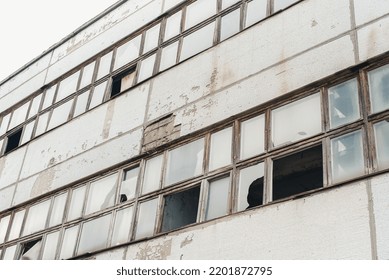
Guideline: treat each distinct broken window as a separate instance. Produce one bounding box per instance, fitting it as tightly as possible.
[272,93,322,147]
[240,114,265,159]
[8,102,29,130]
[80,61,96,89]
[48,192,67,227]
[328,79,360,129]
[205,176,230,221]
[47,98,73,130]
[374,120,389,170]
[20,120,35,145]
[3,245,17,260]
[209,127,232,171]
[56,71,80,102]
[111,206,133,246]
[78,214,112,255]
[111,67,137,98]
[19,239,42,260]
[164,11,182,41]
[4,128,23,154]
[59,225,79,260]
[85,173,118,215]
[114,35,141,71]
[41,230,60,260]
[23,199,51,236]
[67,185,86,221]
[142,155,163,195]
[159,41,179,71]
[161,186,200,233]
[35,111,50,136]
[245,0,267,28]
[273,145,323,201]
[119,167,139,203]
[137,54,156,83]
[73,90,90,117]
[0,214,11,244]
[143,23,161,54]
[0,113,11,136]
[42,85,56,110]
[331,130,365,183]
[8,210,25,241]
[368,64,389,114]
[89,80,107,109]
[96,51,113,80]
[166,138,204,185]
[135,198,158,240]
[222,0,240,10]
[221,8,241,41]
[184,0,217,30]
[237,162,264,211]
[28,94,43,119]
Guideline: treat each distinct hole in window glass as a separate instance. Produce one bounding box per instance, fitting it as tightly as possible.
[331,130,365,183]
[374,120,389,170]
[160,41,179,71]
[221,8,241,41]
[3,245,17,260]
[0,215,11,244]
[35,111,50,136]
[67,185,86,221]
[0,113,11,136]
[49,193,67,227]
[166,138,204,185]
[59,225,79,260]
[142,155,163,194]
[273,145,323,201]
[78,214,112,255]
[9,102,29,130]
[42,86,56,110]
[185,0,217,30]
[209,127,232,171]
[8,210,25,241]
[20,121,35,145]
[119,167,139,203]
[19,239,42,260]
[89,81,107,109]
[80,61,96,89]
[137,54,156,83]
[135,198,158,240]
[164,11,182,41]
[73,91,90,117]
[23,199,51,236]
[85,173,118,215]
[111,206,133,246]
[41,231,60,260]
[274,0,299,12]
[4,128,23,154]
[161,186,200,232]
[245,0,267,28]
[143,23,161,54]
[222,0,240,10]
[240,115,265,159]
[97,52,113,80]
[47,99,73,130]
[114,35,141,71]
[205,176,230,221]
[368,64,389,114]
[272,93,321,147]
[28,94,43,119]
[111,67,136,98]
[238,162,264,211]
[56,71,80,102]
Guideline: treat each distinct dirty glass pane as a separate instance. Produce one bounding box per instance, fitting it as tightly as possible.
[274,0,298,12]
[89,81,107,109]
[49,193,67,227]
[20,120,35,145]
[67,185,86,221]
[238,162,264,211]
[0,214,11,244]
[119,167,139,203]
[143,23,160,54]
[78,214,112,255]
[166,138,204,185]
[111,206,133,245]
[59,225,79,260]
[240,115,265,159]
[160,41,179,71]
[185,0,217,30]
[137,54,156,83]
[85,173,118,215]
[3,245,17,260]
[368,64,389,114]
[245,0,267,28]
[23,199,51,236]
[209,127,232,171]
[0,113,11,135]
[164,11,182,41]
[141,156,163,195]
[135,198,158,240]
[9,102,29,130]
[205,177,230,221]
[80,61,96,89]
[97,51,113,80]
[331,130,364,183]
[28,94,42,119]
[47,99,73,130]
[180,21,216,61]
[222,0,240,10]
[56,71,80,102]
[73,90,90,117]
[8,210,25,241]
[328,79,360,129]
[221,8,240,41]
[42,85,56,110]
[42,230,60,260]
[374,121,389,170]
[20,239,42,260]
[272,93,321,147]
[114,35,141,71]
[35,111,50,136]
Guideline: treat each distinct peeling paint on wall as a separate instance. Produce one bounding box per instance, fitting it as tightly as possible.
[102,99,116,140]
[31,168,56,198]
[135,239,172,260]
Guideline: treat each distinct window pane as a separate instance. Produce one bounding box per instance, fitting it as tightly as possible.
[143,23,160,54]
[111,206,133,246]
[119,167,139,203]
[8,210,25,241]
[180,22,216,61]
[89,81,107,109]
[78,214,112,255]
[274,0,298,12]
[80,61,96,89]
[135,198,158,240]
[272,93,321,147]
[97,51,113,80]
[49,193,67,227]
[137,54,156,83]
[114,35,141,70]
[67,185,86,221]
[3,245,17,260]
[331,130,365,183]
[245,0,267,28]
[328,79,360,128]
[20,120,35,145]
[221,8,240,41]
[35,111,50,136]
[164,11,182,41]
[142,155,163,194]
[160,41,179,71]
[185,0,217,30]
[20,239,42,260]
[238,163,264,211]
[0,113,11,135]
[59,225,79,260]
[56,71,80,102]
[209,127,232,171]
[42,85,56,110]
[166,138,204,185]
[47,99,73,130]
[0,215,11,244]
[23,199,51,236]
[28,94,42,119]
[205,177,230,221]
[374,121,389,170]
[222,0,240,10]
[42,231,60,260]
[85,173,118,215]
[368,64,389,114]
[73,91,90,117]
[240,115,265,159]
[9,102,29,130]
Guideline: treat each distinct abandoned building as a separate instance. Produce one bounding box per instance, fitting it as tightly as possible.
[0,0,389,260]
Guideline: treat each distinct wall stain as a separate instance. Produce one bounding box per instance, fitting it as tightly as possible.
[102,100,116,140]
[180,233,194,248]
[135,239,172,260]
[0,157,5,176]
[31,168,56,198]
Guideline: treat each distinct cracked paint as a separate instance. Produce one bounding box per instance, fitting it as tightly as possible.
[135,239,172,260]
[31,168,56,198]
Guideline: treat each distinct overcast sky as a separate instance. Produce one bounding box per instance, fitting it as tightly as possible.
[0,0,119,82]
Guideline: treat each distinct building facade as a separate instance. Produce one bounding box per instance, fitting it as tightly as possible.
[0,0,389,260]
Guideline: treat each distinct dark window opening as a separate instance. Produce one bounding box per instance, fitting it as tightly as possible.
[111,67,136,98]
[273,145,323,201]
[5,128,23,154]
[19,239,42,260]
[161,186,200,233]
[246,177,264,209]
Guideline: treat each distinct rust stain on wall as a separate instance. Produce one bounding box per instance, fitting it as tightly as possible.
[135,239,172,260]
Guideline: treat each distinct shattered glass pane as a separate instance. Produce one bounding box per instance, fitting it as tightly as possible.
[119,167,139,203]
[238,162,264,211]
[85,173,118,215]
[20,239,42,260]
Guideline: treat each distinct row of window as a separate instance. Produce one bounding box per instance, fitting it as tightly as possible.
[1,60,389,259]
[0,0,302,156]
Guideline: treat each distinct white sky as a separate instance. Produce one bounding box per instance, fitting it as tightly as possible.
[0,0,119,82]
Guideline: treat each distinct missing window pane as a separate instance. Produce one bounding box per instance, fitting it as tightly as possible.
[19,239,42,260]
[4,128,23,154]
[238,162,264,211]
[85,173,118,215]
[119,167,139,203]
[111,68,137,98]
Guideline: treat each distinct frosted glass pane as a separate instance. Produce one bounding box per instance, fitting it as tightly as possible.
[28,94,42,119]
[374,121,389,170]
[180,21,216,61]
[67,185,86,221]
[240,115,265,159]
[78,214,111,255]
[42,85,56,110]
[0,215,10,244]
[185,0,217,30]
[329,79,360,128]
[135,198,158,240]
[0,113,11,135]
[73,91,90,117]
[9,102,29,130]
[97,52,113,80]
[59,225,79,259]
[89,81,107,109]
[368,64,389,114]
[3,245,17,260]
[42,231,60,260]
[221,8,240,41]
[245,0,267,28]
[272,93,321,147]
[209,127,232,171]
[143,23,160,54]
[111,206,133,245]
[205,177,230,220]
[274,0,298,12]
[137,54,156,83]
[222,0,240,10]
[160,41,179,71]
[114,35,141,70]
[20,120,35,145]
[142,155,163,194]
[23,199,51,236]
[166,138,204,185]
[331,130,364,183]
[80,61,96,89]
[238,163,264,211]
[47,99,73,130]
[8,210,25,241]
[49,193,67,227]
[56,71,80,102]
[85,173,118,215]
[164,11,182,41]
[119,167,139,203]
[35,111,50,136]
